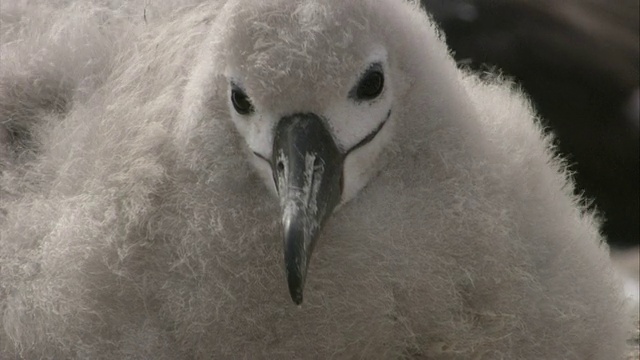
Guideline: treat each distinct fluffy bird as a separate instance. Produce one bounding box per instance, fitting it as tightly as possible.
[0,0,630,359]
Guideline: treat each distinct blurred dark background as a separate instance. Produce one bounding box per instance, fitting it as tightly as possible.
[420,0,639,249]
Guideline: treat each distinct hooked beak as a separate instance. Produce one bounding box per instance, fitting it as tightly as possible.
[272,113,343,304]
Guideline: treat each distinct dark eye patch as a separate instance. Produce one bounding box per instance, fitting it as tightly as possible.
[349,63,385,101]
[231,83,255,115]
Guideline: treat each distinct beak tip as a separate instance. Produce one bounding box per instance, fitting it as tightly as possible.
[287,269,305,305]
[290,292,304,305]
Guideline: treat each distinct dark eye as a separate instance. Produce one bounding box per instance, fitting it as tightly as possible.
[353,66,384,101]
[231,87,254,115]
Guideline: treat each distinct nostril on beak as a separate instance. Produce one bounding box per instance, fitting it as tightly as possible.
[274,160,286,192]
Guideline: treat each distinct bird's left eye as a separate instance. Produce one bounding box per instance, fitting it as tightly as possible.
[231,87,254,115]
[353,65,385,101]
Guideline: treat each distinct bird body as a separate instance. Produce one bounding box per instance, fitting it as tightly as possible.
[0,0,629,359]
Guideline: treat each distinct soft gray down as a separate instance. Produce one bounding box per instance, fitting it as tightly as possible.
[0,0,631,359]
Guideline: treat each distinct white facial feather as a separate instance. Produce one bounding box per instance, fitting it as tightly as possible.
[227,49,395,204]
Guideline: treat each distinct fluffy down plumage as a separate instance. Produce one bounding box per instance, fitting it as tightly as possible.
[0,0,630,359]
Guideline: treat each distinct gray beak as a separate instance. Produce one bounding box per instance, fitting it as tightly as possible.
[272,113,343,304]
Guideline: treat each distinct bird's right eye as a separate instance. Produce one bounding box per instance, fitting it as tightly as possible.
[349,63,385,102]
[355,69,384,100]
[231,87,254,115]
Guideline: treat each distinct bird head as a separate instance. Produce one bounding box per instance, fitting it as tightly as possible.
[181,0,462,304]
